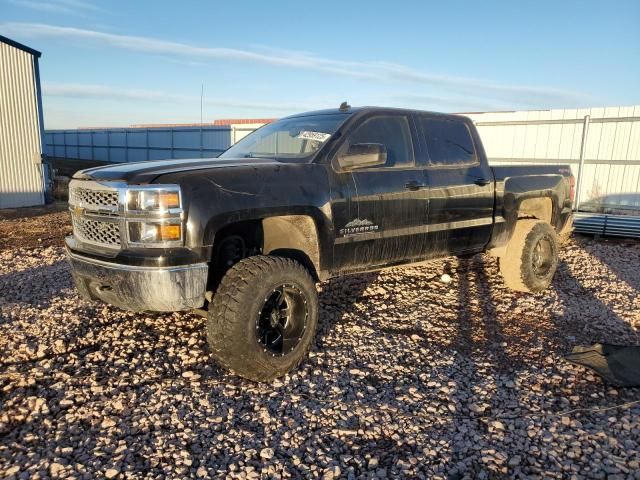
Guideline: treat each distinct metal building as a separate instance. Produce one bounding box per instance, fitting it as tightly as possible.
[0,35,46,209]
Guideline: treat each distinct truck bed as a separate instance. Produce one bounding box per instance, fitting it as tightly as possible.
[487,163,574,250]
[491,164,573,182]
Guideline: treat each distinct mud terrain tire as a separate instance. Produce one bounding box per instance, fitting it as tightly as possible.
[206,256,318,382]
[500,220,559,293]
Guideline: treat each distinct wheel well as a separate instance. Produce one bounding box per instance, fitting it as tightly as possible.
[209,215,321,289]
[262,215,320,281]
[489,198,553,259]
[207,220,263,291]
[518,197,553,224]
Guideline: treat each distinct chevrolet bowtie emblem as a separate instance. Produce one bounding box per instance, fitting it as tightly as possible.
[73,206,85,215]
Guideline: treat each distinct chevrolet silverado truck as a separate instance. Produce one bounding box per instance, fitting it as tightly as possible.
[66,105,574,381]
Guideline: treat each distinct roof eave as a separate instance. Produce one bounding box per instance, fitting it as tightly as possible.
[0,35,42,58]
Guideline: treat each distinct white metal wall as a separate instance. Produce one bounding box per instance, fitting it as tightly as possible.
[0,41,44,208]
[464,106,640,213]
[230,123,267,144]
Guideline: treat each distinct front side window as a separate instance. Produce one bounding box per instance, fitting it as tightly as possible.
[420,117,477,166]
[220,114,349,161]
[343,115,414,168]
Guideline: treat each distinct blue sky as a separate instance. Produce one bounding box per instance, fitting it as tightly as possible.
[2,0,639,128]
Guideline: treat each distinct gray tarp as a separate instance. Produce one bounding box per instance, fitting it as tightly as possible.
[565,343,640,387]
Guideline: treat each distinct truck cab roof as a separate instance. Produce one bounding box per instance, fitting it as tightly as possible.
[285,106,461,120]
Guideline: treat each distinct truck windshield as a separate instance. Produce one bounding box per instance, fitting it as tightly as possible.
[219,113,350,161]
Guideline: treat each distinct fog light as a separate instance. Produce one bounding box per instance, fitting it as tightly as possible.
[128,221,182,245]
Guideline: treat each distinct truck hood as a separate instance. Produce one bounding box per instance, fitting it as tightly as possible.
[73,157,281,184]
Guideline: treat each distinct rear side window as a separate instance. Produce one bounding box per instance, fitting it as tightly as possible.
[420,117,476,166]
[346,116,414,168]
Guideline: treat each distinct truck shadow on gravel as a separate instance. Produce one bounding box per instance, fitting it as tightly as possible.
[0,260,71,311]
[447,255,506,476]
[435,254,639,476]
[316,272,380,342]
[549,259,640,348]
[451,254,639,367]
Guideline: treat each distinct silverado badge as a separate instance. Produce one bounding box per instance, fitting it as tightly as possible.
[340,218,379,236]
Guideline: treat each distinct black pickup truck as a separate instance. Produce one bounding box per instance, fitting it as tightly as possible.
[66,105,574,381]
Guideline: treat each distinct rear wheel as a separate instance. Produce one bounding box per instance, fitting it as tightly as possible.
[499,219,559,293]
[206,255,318,382]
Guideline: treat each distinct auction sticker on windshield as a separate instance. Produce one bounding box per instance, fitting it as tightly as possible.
[296,131,331,142]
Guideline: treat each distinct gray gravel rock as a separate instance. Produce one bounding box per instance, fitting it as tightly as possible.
[104,468,119,479]
[0,236,639,479]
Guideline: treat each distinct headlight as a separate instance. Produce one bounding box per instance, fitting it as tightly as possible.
[127,186,181,213]
[125,185,184,247]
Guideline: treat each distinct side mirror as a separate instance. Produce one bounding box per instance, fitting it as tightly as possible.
[337,143,387,171]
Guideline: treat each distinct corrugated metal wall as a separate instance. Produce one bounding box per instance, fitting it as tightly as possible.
[0,42,44,208]
[230,124,267,144]
[465,106,640,213]
[44,126,233,163]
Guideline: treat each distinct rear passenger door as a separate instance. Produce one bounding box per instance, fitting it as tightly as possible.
[329,114,429,272]
[416,115,495,255]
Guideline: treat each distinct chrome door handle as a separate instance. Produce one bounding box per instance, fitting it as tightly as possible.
[405,181,427,191]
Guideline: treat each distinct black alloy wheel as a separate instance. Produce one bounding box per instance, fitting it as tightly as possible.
[257,284,308,356]
[532,234,555,278]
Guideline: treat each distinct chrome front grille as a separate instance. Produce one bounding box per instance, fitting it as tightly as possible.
[68,179,184,250]
[69,181,123,249]
[70,188,119,210]
[72,214,121,247]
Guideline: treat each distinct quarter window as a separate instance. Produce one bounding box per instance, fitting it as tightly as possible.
[345,116,414,168]
[420,117,476,166]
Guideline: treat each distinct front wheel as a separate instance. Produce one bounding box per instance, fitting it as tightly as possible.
[499,219,559,293]
[206,256,319,382]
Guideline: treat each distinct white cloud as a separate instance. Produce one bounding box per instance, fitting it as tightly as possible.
[42,83,310,111]
[54,0,103,10]
[2,22,596,108]
[376,63,592,107]
[6,0,104,15]
[391,93,513,113]
[42,83,535,121]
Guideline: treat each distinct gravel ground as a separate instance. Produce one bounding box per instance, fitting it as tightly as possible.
[1,218,639,478]
[0,204,71,251]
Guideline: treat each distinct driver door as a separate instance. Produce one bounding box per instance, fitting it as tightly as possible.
[328,114,429,273]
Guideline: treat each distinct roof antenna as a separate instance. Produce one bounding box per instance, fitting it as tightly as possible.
[200,83,204,124]
[339,101,350,112]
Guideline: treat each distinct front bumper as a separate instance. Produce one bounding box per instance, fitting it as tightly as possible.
[66,249,208,312]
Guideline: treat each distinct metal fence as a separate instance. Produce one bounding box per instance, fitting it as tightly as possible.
[465,106,640,238]
[44,125,233,163]
[465,106,640,214]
